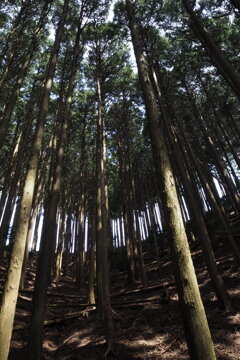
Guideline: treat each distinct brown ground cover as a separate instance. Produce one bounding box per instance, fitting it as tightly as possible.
[1,242,239,360]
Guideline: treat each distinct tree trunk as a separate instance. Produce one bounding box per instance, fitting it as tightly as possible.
[95,71,114,350]
[131,174,147,287]
[167,121,232,311]
[88,200,96,305]
[0,1,69,358]
[118,135,134,283]
[184,82,240,214]
[54,210,65,282]
[182,0,240,99]
[20,169,45,289]
[75,116,86,289]
[26,5,86,356]
[0,0,52,146]
[126,1,216,358]
[177,122,240,263]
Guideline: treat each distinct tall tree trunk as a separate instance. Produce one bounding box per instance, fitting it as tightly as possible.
[0,0,52,146]
[31,212,41,254]
[131,173,147,287]
[145,183,161,266]
[95,72,114,352]
[63,212,72,276]
[54,210,66,282]
[75,114,86,289]
[76,193,85,289]
[0,1,69,358]
[176,122,240,262]
[118,133,134,283]
[182,0,240,98]
[26,4,87,357]
[152,66,233,309]
[0,1,30,65]
[126,1,216,358]
[88,199,96,305]
[184,82,240,214]
[20,164,46,289]
[168,121,232,311]
[0,91,36,251]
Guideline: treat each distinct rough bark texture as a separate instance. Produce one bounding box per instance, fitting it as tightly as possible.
[151,66,232,311]
[0,2,69,360]
[126,1,216,358]
[26,3,84,357]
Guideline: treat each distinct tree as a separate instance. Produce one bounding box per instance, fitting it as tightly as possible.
[0,1,69,358]
[182,0,240,99]
[125,1,216,358]
[0,1,239,358]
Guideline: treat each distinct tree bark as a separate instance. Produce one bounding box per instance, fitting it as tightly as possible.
[0,0,52,146]
[88,199,96,305]
[182,0,240,99]
[95,71,114,351]
[126,1,216,358]
[0,1,69,359]
[26,4,86,357]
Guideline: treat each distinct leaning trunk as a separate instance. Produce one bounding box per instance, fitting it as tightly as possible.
[126,1,216,358]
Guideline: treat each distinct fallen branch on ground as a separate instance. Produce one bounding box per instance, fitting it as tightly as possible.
[111,281,175,297]
[13,306,96,330]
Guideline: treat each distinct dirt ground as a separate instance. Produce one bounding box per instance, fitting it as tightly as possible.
[1,241,240,360]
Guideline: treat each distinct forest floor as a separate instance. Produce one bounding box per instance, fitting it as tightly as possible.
[1,240,240,360]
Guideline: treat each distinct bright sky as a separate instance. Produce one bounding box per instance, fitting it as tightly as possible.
[107,1,116,22]
[48,1,137,71]
[107,0,137,72]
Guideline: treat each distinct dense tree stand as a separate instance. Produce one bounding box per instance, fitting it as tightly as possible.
[0,1,239,359]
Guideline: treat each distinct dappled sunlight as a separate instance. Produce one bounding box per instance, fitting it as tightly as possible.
[4,238,240,360]
[1,1,240,359]
[43,339,58,352]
